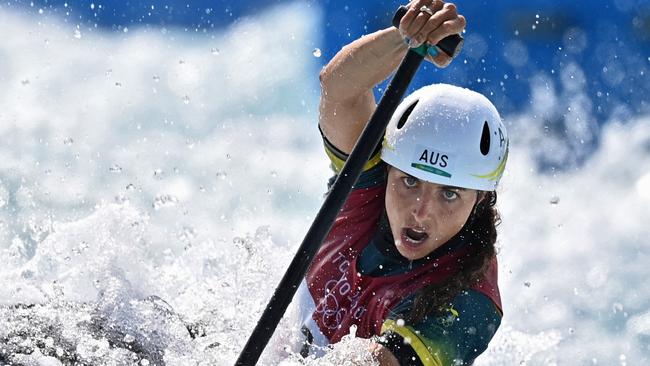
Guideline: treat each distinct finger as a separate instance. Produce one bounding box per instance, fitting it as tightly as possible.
[398,0,426,35]
[399,0,439,37]
[428,50,452,68]
[405,0,445,44]
[407,13,433,45]
[426,15,466,46]
[418,2,458,45]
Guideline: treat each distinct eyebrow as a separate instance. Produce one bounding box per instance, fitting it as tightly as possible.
[400,173,467,191]
[438,185,467,191]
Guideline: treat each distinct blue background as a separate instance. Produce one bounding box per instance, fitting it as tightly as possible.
[7,0,650,167]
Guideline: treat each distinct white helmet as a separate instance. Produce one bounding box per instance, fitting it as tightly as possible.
[381,84,508,191]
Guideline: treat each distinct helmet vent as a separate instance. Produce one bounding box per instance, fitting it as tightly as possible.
[396,100,419,129]
[480,121,491,156]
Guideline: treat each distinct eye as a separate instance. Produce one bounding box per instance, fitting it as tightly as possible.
[442,190,459,201]
[402,176,418,188]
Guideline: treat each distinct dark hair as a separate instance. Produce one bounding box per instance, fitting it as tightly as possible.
[406,191,500,324]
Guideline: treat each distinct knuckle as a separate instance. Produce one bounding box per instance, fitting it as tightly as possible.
[440,22,454,33]
[457,15,467,28]
[440,5,455,18]
[443,3,457,12]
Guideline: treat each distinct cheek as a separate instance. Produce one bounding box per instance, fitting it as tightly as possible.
[385,183,408,224]
[430,196,471,226]
[445,200,475,228]
[384,185,399,216]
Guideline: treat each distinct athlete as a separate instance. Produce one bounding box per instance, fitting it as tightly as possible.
[295,0,509,365]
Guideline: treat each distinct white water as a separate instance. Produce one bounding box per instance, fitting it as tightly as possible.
[1,2,649,365]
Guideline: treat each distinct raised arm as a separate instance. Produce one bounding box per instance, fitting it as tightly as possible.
[318,0,466,154]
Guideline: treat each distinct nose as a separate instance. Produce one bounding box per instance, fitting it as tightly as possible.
[411,195,435,223]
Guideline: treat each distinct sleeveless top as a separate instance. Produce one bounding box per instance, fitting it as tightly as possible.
[295,133,503,365]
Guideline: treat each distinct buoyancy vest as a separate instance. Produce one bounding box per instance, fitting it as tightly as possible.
[304,184,502,344]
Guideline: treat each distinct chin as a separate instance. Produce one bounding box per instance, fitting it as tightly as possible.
[394,239,429,260]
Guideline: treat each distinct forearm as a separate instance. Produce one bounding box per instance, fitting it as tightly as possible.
[319,27,408,103]
[318,0,465,153]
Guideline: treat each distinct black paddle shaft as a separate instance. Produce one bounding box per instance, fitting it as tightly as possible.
[234,49,425,366]
[234,6,463,365]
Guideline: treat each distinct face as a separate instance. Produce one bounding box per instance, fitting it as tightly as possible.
[385,167,481,260]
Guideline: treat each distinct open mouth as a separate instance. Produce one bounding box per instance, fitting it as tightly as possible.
[402,227,429,245]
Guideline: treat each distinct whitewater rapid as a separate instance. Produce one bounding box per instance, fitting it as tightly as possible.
[1,2,649,365]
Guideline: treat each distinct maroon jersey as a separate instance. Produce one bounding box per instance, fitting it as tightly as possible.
[303,183,502,344]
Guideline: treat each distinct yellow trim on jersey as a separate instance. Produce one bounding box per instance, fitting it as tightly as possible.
[324,145,382,174]
[381,319,443,366]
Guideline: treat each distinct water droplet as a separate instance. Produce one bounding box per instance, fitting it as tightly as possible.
[21,79,30,86]
[73,29,82,39]
[109,164,122,173]
[123,334,135,343]
[613,302,624,314]
[312,48,322,58]
[153,194,179,210]
[153,75,160,82]
[105,69,112,77]
[211,47,220,55]
[114,194,129,203]
[270,171,278,178]
[216,171,227,180]
[396,319,405,327]
[524,281,531,287]
[153,169,164,179]
[44,337,54,348]
[115,81,122,87]
[90,3,95,10]
[179,226,196,242]
[140,359,150,366]
[549,196,560,204]
[182,95,190,104]
[123,27,129,33]
[126,183,136,191]
[38,8,43,14]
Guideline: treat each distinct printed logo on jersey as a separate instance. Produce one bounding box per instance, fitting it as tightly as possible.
[314,252,367,330]
[439,305,460,327]
[411,145,453,178]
